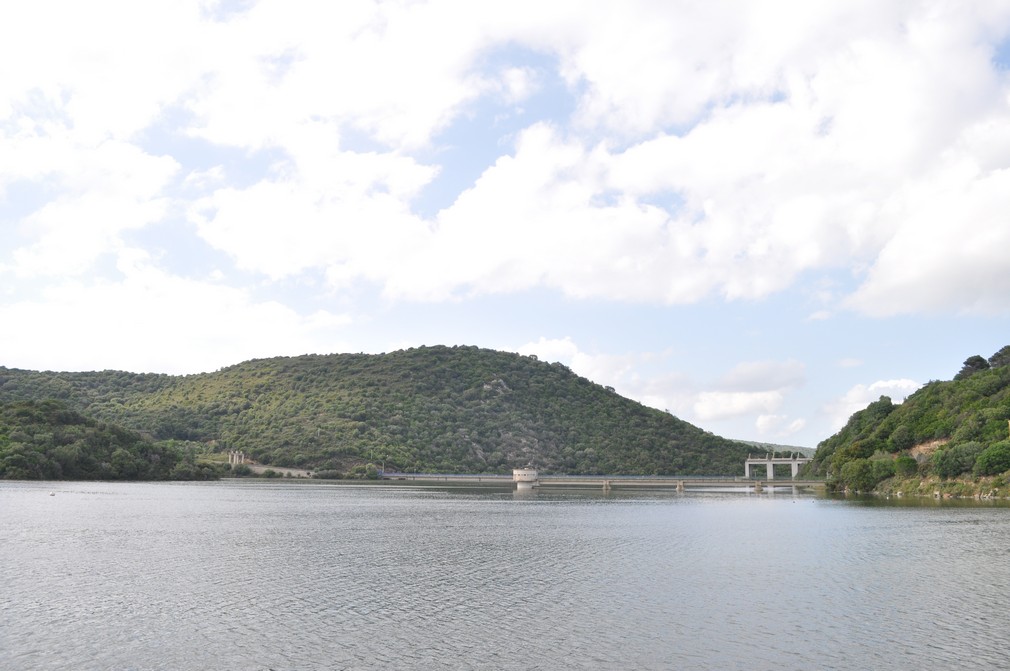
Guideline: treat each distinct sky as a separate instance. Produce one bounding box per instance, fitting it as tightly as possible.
[2,0,1010,448]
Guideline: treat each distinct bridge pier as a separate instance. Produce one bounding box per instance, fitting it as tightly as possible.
[744,453,812,480]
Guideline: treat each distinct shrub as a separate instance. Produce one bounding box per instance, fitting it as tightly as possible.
[890,425,914,452]
[932,441,985,478]
[973,441,1010,476]
[839,459,876,492]
[870,458,895,482]
[894,455,918,477]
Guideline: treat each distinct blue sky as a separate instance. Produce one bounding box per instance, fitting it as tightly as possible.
[2,1,1010,448]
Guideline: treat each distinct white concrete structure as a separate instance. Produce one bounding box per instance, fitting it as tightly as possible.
[744,453,812,479]
[512,465,539,489]
[228,450,247,466]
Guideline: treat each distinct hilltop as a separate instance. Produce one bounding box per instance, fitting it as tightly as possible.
[0,345,755,477]
[808,345,1010,495]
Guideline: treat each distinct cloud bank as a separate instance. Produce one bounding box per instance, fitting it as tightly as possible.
[3,1,1010,316]
[2,1,1009,445]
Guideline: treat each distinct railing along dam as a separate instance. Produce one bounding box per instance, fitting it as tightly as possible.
[383,474,825,492]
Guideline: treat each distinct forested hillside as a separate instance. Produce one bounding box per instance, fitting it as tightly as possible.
[0,347,755,474]
[0,400,217,480]
[808,345,1010,492]
[0,346,753,476]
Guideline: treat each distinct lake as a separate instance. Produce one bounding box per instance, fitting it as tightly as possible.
[2,480,1009,670]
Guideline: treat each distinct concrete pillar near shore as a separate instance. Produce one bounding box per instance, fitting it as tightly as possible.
[791,462,800,478]
[676,481,684,493]
[766,462,774,479]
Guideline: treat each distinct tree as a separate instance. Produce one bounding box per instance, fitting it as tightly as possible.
[988,345,1010,369]
[839,458,877,492]
[870,458,895,483]
[973,441,1010,476]
[954,355,990,380]
[932,441,985,478]
[111,447,141,479]
[889,425,914,452]
[894,455,918,477]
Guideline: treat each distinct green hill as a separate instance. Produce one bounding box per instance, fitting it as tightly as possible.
[0,345,754,476]
[0,399,218,480]
[808,345,1010,493]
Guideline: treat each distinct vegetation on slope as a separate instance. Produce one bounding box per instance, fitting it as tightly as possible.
[0,346,753,476]
[0,400,219,480]
[807,346,1010,493]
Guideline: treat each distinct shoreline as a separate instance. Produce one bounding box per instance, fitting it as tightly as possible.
[869,473,1010,500]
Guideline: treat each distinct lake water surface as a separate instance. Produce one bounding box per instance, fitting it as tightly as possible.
[3,481,1010,670]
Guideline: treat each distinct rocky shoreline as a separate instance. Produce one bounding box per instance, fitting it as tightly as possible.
[873,474,1010,500]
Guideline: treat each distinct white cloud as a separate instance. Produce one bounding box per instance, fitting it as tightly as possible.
[6,1,1010,315]
[684,359,806,424]
[518,337,808,432]
[498,67,540,105]
[845,160,1010,316]
[756,414,807,439]
[518,336,648,391]
[2,0,1009,453]
[720,359,805,392]
[824,378,922,431]
[518,336,580,362]
[694,390,784,422]
[1,139,179,278]
[182,0,496,151]
[0,257,353,374]
[517,337,696,416]
[189,149,434,282]
[0,1,208,143]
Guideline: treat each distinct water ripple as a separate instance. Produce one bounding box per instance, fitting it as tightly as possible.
[4,483,1010,669]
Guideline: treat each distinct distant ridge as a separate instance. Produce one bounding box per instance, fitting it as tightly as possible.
[0,345,755,476]
[735,441,814,457]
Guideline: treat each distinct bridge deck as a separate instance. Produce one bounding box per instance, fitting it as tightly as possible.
[384,474,825,490]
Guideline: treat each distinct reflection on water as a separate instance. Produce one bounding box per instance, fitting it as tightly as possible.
[3,481,1010,670]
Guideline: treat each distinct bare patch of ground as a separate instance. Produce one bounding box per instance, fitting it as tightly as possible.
[909,439,949,461]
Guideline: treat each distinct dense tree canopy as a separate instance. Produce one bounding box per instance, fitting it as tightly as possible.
[0,400,217,480]
[988,346,1010,369]
[809,344,1010,491]
[954,355,990,380]
[0,346,758,476]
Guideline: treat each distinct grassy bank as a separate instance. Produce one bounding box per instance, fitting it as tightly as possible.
[874,474,1010,500]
